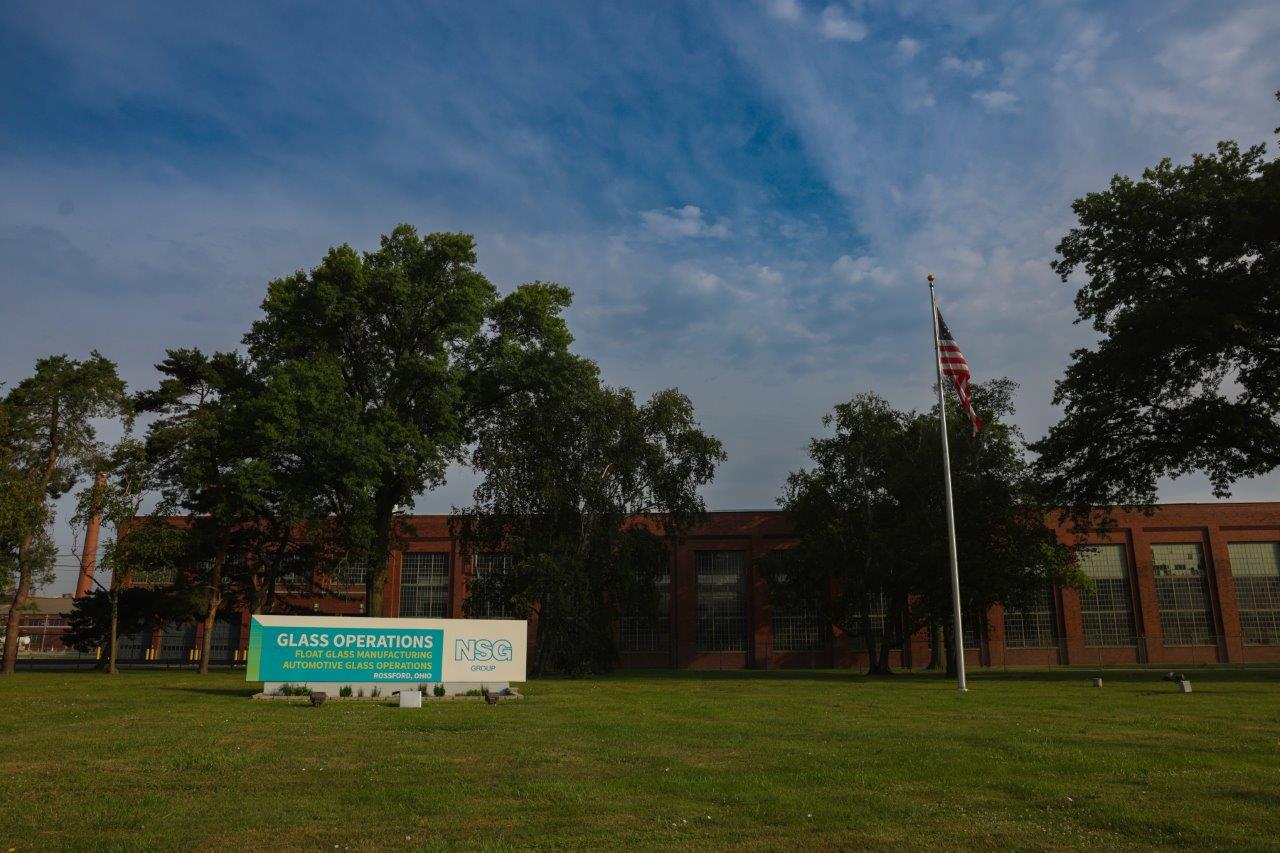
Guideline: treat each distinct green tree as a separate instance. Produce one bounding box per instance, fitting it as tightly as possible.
[70,437,186,672]
[1035,98,1280,518]
[1,353,128,675]
[460,350,724,675]
[765,381,1075,676]
[62,584,203,663]
[244,225,581,618]
[758,394,909,674]
[136,349,263,675]
[911,380,1079,674]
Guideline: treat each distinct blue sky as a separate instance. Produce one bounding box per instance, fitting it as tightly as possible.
[2,1,1279,590]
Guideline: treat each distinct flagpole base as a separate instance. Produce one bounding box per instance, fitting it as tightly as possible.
[956,686,968,693]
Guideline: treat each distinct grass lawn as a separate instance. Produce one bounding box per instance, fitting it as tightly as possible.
[2,668,1279,850]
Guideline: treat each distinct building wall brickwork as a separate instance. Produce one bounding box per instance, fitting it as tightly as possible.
[93,502,1280,668]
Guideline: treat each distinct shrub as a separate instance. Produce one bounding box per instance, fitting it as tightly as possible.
[339,685,353,698]
[357,688,365,698]
[275,683,311,697]
[464,689,482,697]
[433,684,446,697]
[371,686,381,698]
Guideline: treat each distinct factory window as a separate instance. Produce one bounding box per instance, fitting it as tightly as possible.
[619,567,671,653]
[210,620,239,658]
[847,591,890,649]
[1077,545,1137,647]
[695,551,747,652]
[471,553,515,619]
[276,555,311,590]
[159,624,196,659]
[399,552,449,618]
[335,556,368,587]
[116,632,152,660]
[1003,586,1058,648]
[1228,542,1280,646]
[1152,543,1216,646]
[771,597,825,652]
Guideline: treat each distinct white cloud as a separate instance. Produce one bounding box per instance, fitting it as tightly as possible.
[832,254,893,287]
[674,263,725,295]
[896,37,923,61]
[973,89,1018,111]
[819,6,867,42]
[747,262,784,286]
[639,205,730,239]
[763,0,803,22]
[998,50,1031,88]
[941,55,986,76]
[910,91,936,110]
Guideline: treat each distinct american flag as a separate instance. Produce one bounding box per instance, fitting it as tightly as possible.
[936,310,983,435]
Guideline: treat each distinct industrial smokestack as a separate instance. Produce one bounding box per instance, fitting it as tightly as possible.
[74,471,107,598]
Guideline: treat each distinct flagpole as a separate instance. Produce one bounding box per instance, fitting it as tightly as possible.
[929,274,968,693]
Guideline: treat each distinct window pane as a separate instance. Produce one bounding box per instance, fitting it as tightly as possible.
[1228,542,1280,646]
[116,631,151,659]
[1004,586,1058,648]
[772,598,825,652]
[335,556,368,587]
[848,591,889,649]
[1077,545,1137,647]
[159,624,196,658]
[210,620,239,657]
[695,551,746,652]
[400,552,449,618]
[471,554,515,619]
[1152,543,1215,646]
[277,555,310,590]
[620,568,671,653]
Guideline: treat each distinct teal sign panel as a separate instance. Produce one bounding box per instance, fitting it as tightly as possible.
[247,618,443,683]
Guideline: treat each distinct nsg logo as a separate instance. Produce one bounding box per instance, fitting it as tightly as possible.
[454,638,513,662]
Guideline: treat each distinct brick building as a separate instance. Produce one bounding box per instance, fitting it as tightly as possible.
[0,595,76,654]
[72,501,1280,669]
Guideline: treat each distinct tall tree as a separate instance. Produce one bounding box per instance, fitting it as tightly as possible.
[1,353,128,675]
[758,394,909,674]
[460,349,724,675]
[908,380,1079,674]
[136,349,262,675]
[1035,99,1280,517]
[764,381,1076,676]
[69,436,185,673]
[244,225,580,617]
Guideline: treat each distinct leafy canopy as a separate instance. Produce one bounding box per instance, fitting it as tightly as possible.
[461,350,724,675]
[243,225,580,614]
[764,381,1075,674]
[1035,100,1280,513]
[2,353,128,673]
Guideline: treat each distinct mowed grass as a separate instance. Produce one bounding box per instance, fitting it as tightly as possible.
[2,668,1279,850]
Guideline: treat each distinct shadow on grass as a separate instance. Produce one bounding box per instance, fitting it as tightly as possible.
[161,685,260,698]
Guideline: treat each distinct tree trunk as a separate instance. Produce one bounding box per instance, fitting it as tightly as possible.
[197,541,229,676]
[876,612,895,675]
[2,534,36,675]
[365,493,397,618]
[2,566,32,675]
[532,598,551,677]
[107,584,120,675]
[860,595,883,675]
[926,619,944,670]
